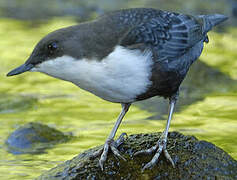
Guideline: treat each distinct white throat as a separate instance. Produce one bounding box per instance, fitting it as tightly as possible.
[32,46,153,103]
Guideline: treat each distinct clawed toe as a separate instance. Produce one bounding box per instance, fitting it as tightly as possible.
[99,139,126,170]
[163,149,175,168]
[91,133,127,171]
[134,144,159,156]
[134,135,175,171]
[110,145,126,161]
[142,144,174,171]
[115,132,127,147]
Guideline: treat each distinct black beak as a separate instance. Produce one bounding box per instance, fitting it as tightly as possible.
[6,63,34,77]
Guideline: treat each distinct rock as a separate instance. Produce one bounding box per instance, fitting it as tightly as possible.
[5,122,71,154]
[37,132,237,180]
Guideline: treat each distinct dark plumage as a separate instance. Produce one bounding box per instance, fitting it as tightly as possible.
[7,8,228,171]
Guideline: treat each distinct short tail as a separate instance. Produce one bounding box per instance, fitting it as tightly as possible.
[198,14,228,33]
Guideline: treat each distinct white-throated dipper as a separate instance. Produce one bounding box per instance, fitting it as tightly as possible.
[7,8,228,171]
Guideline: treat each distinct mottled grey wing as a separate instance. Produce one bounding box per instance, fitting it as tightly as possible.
[121,13,204,59]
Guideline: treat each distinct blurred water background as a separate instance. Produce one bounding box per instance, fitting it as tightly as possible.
[0,0,237,179]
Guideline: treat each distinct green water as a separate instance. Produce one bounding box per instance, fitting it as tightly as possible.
[0,18,236,179]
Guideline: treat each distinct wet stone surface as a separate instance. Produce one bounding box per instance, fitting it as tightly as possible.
[5,122,71,154]
[37,132,237,180]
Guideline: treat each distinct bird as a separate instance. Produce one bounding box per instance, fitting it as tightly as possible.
[7,8,227,171]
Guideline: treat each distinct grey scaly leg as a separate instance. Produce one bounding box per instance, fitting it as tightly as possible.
[134,93,178,171]
[92,103,131,170]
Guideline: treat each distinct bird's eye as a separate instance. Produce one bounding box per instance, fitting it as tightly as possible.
[48,42,58,52]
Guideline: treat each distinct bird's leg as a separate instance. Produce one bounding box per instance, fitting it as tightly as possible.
[92,103,131,170]
[134,93,178,171]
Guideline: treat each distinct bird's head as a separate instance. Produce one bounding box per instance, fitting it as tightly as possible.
[7,25,85,77]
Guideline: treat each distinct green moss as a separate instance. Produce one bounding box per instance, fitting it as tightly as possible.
[37,132,237,180]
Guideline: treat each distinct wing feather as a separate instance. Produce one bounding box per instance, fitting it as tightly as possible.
[120,11,204,60]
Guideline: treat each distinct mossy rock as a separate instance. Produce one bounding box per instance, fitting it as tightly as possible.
[37,132,237,179]
[5,122,71,154]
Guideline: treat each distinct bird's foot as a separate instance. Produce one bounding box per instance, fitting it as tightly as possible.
[134,133,175,171]
[91,133,127,171]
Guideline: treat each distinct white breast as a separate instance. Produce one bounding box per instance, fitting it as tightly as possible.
[32,46,153,103]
